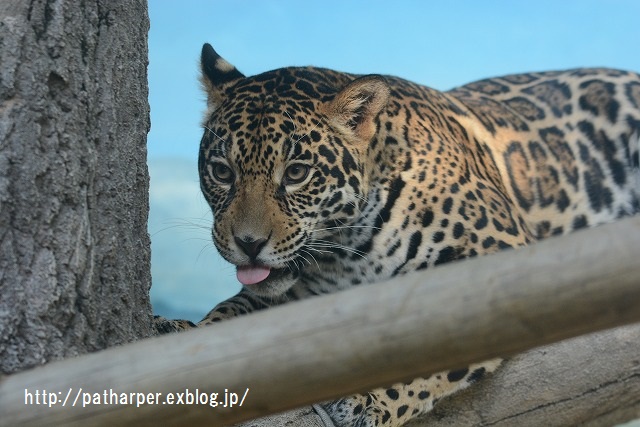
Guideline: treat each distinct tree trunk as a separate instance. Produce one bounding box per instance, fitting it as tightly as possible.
[0,0,152,375]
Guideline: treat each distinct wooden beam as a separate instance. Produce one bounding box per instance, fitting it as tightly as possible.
[1,216,639,426]
[237,325,640,427]
[408,324,640,426]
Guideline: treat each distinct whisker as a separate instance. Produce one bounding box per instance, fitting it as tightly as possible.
[203,125,228,144]
[284,110,300,152]
[195,243,218,264]
[311,224,381,234]
[308,240,365,251]
[306,240,368,260]
[303,246,333,255]
[334,218,346,242]
[299,249,321,271]
[150,217,212,237]
[288,258,303,273]
[284,111,323,155]
[294,118,321,144]
[284,110,297,134]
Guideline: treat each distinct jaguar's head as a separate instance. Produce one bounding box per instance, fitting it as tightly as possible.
[198,43,389,297]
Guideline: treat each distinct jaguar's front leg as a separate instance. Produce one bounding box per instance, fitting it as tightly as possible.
[197,287,275,325]
[323,360,501,427]
[154,288,275,334]
[153,315,198,334]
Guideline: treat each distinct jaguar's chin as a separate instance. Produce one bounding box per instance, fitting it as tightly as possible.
[240,267,297,298]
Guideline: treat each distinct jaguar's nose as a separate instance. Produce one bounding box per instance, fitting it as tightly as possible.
[234,235,269,259]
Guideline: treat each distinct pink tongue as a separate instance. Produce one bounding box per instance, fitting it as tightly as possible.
[236,266,271,285]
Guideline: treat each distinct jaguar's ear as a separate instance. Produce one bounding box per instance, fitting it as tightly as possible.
[325,75,390,144]
[200,43,245,110]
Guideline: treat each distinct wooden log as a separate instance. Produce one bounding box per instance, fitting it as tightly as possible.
[1,216,639,426]
[408,324,640,426]
[237,325,640,427]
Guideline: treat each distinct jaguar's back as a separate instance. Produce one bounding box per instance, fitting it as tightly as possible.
[449,69,640,238]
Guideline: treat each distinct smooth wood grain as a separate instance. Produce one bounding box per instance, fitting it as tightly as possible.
[409,324,640,426]
[238,325,640,427]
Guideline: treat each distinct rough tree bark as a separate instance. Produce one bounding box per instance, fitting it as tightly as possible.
[0,0,152,374]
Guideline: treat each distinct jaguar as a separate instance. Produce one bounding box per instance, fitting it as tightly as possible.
[155,43,640,426]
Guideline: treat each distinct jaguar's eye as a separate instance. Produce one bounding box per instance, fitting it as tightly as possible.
[283,163,310,185]
[210,162,234,184]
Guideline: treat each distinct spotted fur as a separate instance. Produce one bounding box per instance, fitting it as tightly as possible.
[155,43,640,426]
